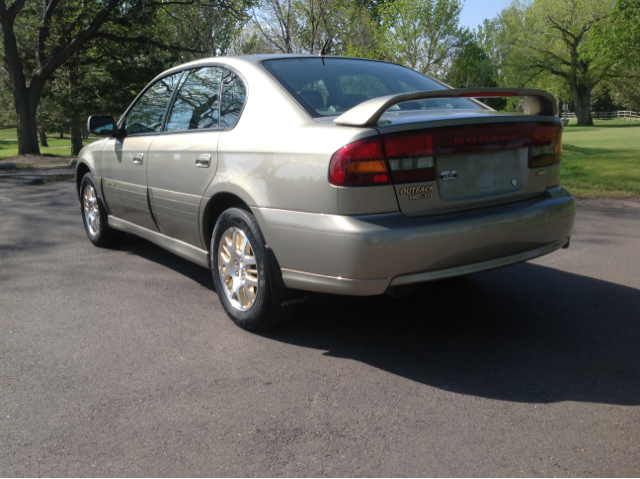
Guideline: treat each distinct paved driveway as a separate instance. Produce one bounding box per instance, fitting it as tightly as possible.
[1,178,639,476]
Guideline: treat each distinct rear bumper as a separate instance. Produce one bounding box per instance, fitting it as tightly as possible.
[252,186,576,295]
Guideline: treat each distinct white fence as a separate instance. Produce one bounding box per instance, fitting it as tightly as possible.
[562,110,639,121]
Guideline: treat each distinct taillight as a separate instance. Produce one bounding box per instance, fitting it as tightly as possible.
[530,125,562,168]
[330,121,562,187]
[383,132,436,183]
[329,136,390,186]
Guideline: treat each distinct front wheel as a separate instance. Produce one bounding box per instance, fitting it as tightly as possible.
[80,173,124,247]
[211,207,308,331]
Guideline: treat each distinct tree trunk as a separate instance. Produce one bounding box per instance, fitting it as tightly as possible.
[70,122,83,156]
[39,127,49,147]
[1,14,41,155]
[15,96,40,155]
[60,131,64,138]
[570,82,593,126]
[68,67,84,156]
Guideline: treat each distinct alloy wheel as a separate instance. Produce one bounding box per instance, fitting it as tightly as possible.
[217,226,259,311]
[83,185,100,236]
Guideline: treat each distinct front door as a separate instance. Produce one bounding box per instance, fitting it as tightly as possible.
[101,73,182,231]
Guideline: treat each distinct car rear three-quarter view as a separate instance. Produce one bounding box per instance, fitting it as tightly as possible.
[76,55,576,331]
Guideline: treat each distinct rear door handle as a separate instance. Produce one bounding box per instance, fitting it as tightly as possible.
[133,153,144,165]
[195,154,211,168]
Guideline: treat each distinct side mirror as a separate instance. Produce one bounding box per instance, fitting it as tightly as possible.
[88,115,117,136]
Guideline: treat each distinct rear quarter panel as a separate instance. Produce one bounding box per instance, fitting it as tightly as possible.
[203,60,397,215]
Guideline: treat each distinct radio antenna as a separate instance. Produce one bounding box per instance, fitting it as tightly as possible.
[318,38,330,65]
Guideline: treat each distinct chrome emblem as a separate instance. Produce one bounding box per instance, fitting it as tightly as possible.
[399,185,434,201]
[105,180,116,187]
[440,170,457,181]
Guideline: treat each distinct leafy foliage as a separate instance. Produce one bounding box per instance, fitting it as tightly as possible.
[378,0,462,75]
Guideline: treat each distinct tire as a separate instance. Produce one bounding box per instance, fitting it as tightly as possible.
[80,173,124,247]
[211,207,309,331]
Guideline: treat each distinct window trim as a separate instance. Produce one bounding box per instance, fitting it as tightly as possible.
[118,62,249,138]
[119,71,184,137]
[164,66,224,133]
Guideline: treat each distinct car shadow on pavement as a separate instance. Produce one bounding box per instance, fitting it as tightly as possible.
[114,234,215,290]
[112,234,640,406]
[263,263,640,406]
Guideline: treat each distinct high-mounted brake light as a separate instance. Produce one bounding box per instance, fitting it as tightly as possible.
[458,92,519,98]
[329,136,390,186]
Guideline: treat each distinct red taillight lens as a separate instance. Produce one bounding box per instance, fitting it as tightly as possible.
[329,136,390,186]
[530,125,562,168]
[329,121,563,187]
[383,131,436,183]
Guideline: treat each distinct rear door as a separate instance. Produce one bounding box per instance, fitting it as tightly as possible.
[101,73,182,230]
[146,67,247,248]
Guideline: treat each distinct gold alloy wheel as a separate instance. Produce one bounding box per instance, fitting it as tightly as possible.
[83,185,100,236]
[218,226,259,311]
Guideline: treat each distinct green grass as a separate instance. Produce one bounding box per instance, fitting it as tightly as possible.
[0,128,98,160]
[561,120,640,197]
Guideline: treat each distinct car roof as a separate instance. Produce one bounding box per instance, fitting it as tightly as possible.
[158,54,390,78]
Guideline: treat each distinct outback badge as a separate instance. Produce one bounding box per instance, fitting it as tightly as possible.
[440,170,457,181]
[399,184,434,201]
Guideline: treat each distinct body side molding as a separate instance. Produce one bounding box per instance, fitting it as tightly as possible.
[108,216,210,268]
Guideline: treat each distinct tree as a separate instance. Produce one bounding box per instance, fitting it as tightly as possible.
[443,29,506,110]
[596,0,640,66]
[378,0,462,76]
[494,0,615,125]
[0,0,125,155]
[0,0,247,156]
[249,0,382,57]
[250,0,297,53]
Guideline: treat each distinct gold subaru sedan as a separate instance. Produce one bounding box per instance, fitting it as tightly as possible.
[76,55,575,330]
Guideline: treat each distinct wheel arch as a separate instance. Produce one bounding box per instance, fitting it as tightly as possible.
[201,192,252,251]
[75,161,92,201]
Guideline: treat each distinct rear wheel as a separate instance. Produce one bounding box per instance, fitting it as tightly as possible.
[211,207,309,331]
[80,173,124,247]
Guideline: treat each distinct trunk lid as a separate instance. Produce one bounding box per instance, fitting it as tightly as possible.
[376,113,562,217]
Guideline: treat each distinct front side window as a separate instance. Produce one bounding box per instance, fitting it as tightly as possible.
[220,70,246,129]
[125,74,181,135]
[165,67,223,132]
[262,58,478,117]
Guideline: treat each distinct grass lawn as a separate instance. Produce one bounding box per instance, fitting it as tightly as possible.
[0,128,98,160]
[561,120,640,197]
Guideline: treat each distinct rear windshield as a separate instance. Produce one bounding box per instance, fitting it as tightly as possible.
[262,57,479,118]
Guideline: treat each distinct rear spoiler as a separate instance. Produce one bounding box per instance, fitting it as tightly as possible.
[333,88,558,127]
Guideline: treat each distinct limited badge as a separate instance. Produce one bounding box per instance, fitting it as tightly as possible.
[440,170,457,181]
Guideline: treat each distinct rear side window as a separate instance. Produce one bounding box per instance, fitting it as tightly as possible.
[220,70,246,129]
[263,58,477,118]
[165,67,223,131]
[125,73,181,135]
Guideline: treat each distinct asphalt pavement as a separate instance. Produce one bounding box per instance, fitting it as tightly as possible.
[1,177,639,477]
